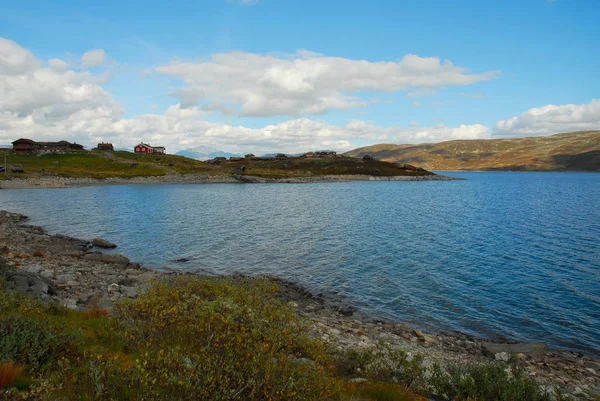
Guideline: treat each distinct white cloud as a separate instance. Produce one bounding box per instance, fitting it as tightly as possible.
[494,99,600,136]
[409,120,418,127]
[1,37,595,157]
[155,51,500,117]
[81,49,107,68]
[48,58,70,71]
[0,37,39,75]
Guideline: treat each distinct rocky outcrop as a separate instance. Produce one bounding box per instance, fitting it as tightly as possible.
[92,238,117,249]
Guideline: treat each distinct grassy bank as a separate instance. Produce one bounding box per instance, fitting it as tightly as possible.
[0,273,568,400]
[0,150,433,181]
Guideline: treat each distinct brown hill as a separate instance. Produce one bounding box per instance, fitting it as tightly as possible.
[344,131,600,171]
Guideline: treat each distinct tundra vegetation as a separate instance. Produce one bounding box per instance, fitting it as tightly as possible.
[0,149,432,181]
[0,272,570,401]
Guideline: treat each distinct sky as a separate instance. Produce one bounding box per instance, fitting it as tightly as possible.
[0,0,599,154]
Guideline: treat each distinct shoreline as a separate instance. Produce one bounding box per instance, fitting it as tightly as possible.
[0,173,460,189]
[0,210,598,399]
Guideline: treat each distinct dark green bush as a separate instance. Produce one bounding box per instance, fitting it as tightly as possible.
[0,315,81,373]
[430,361,569,401]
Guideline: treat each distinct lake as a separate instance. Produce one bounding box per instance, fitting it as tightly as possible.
[1,172,599,355]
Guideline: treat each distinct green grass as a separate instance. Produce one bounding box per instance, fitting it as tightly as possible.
[3,151,166,178]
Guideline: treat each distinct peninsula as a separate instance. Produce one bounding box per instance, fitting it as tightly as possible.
[0,146,454,189]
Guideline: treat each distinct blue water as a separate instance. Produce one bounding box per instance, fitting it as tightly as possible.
[1,172,599,354]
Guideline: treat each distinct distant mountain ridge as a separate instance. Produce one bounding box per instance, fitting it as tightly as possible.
[344,131,600,171]
[175,146,242,160]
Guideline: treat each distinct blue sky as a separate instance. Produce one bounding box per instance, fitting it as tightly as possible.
[0,0,598,153]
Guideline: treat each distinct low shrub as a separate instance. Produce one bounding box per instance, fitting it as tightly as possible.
[0,315,81,373]
[429,361,570,401]
[337,343,426,391]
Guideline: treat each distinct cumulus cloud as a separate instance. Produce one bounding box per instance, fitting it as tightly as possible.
[48,58,70,71]
[1,37,595,157]
[494,99,600,136]
[155,51,500,117]
[81,49,107,67]
[0,37,121,143]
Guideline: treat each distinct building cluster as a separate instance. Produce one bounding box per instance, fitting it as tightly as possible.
[11,138,85,155]
[10,138,167,156]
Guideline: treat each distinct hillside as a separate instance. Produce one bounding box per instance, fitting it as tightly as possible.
[344,131,600,171]
[0,150,434,180]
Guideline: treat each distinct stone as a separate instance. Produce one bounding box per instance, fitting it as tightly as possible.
[349,378,368,384]
[12,275,30,291]
[84,253,130,265]
[98,296,114,310]
[338,305,357,316]
[108,283,119,292]
[175,258,190,263]
[495,352,511,362]
[65,280,79,287]
[92,238,117,249]
[288,301,299,308]
[78,292,95,303]
[122,286,138,298]
[40,270,54,279]
[22,264,43,274]
[30,279,49,296]
[56,274,77,284]
[61,298,78,309]
[482,342,546,359]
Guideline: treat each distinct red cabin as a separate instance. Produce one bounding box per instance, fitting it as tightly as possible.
[134,143,166,155]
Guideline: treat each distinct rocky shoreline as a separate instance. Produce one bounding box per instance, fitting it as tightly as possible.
[0,210,598,399]
[0,173,459,189]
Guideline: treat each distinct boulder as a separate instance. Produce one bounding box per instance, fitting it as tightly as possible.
[84,253,130,265]
[22,264,43,274]
[482,342,545,359]
[92,238,117,249]
[30,279,49,297]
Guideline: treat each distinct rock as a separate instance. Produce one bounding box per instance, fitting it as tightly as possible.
[92,238,117,249]
[288,301,299,308]
[495,352,511,362]
[338,305,357,316]
[22,264,43,274]
[40,270,54,279]
[78,292,95,303]
[482,342,546,359]
[84,253,130,265]
[30,279,49,296]
[56,274,77,284]
[122,286,138,298]
[118,277,137,286]
[12,275,30,291]
[65,280,79,287]
[0,245,9,254]
[98,296,114,310]
[175,258,190,263]
[32,250,45,258]
[349,378,368,384]
[414,329,425,339]
[61,298,78,309]
[108,283,119,293]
